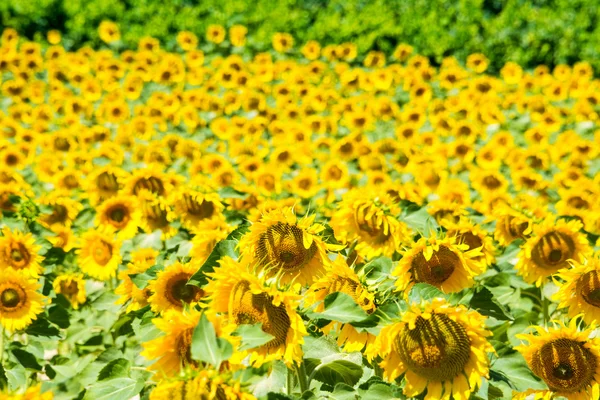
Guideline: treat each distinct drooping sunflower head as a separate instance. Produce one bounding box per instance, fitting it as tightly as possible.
[369,298,493,400]
[0,268,45,332]
[305,255,376,352]
[516,218,592,287]
[38,191,82,230]
[84,166,128,205]
[137,190,177,238]
[0,227,43,277]
[393,235,486,294]
[125,166,171,198]
[330,189,409,259]
[516,320,600,399]
[53,273,86,309]
[148,262,204,313]
[493,206,533,246]
[204,256,307,366]
[77,229,121,281]
[239,208,336,286]
[95,194,141,239]
[554,256,600,325]
[149,368,256,400]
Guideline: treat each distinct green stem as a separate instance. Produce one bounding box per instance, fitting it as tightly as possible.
[0,325,4,364]
[287,367,295,395]
[296,362,309,394]
[541,286,549,326]
[374,362,384,378]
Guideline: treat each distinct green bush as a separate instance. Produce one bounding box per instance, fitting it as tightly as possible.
[1,0,600,72]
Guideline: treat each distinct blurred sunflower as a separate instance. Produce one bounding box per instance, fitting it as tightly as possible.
[445,218,496,267]
[0,228,43,277]
[95,194,141,239]
[239,208,339,285]
[148,262,204,313]
[116,259,153,312]
[78,230,121,281]
[170,189,224,231]
[392,235,485,294]
[515,218,591,286]
[516,320,600,400]
[53,273,86,309]
[330,189,410,259]
[204,256,307,366]
[554,255,600,325]
[0,268,45,332]
[149,369,256,400]
[305,255,376,352]
[368,298,493,400]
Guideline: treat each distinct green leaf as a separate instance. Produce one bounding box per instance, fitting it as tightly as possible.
[232,324,275,351]
[5,364,26,391]
[218,186,249,199]
[188,240,237,286]
[331,383,358,400]
[402,207,438,234]
[191,312,232,368]
[25,317,60,337]
[83,377,144,400]
[309,292,369,324]
[11,349,42,371]
[0,364,6,390]
[470,286,513,321]
[491,353,545,391]
[311,360,363,387]
[48,304,70,328]
[132,230,163,251]
[408,283,445,304]
[97,359,131,381]
[252,360,288,398]
[130,265,159,289]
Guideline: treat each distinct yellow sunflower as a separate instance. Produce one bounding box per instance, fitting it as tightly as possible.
[305,255,376,352]
[445,218,496,267]
[169,189,224,231]
[189,218,232,265]
[147,262,205,313]
[493,206,533,246]
[48,226,78,253]
[239,208,340,286]
[204,256,307,367]
[53,273,86,309]
[124,166,172,198]
[115,259,153,312]
[0,227,43,277]
[393,235,486,294]
[0,384,54,400]
[149,369,256,400]
[554,255,600,325]
[77,230,121,281]
[515,218,591,287]
[329,189,410,259]
[138,191,177,238]
[95,194,142,239]
[0,268,45,332]
[84,166,128,206]
[38,191,82,230]
[516,319,600,400]
[367,298,493,400]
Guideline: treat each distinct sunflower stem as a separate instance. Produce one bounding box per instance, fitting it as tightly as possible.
[0,326,4,363]
[541,285,549,326]
[287,367,295,395]
[295,362,309,394]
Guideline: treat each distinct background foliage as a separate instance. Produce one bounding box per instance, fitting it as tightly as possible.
[2,0,600,72]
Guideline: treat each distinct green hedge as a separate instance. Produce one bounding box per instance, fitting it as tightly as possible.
[2,0,600,72]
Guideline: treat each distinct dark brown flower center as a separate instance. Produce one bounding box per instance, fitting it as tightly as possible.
[256,223,317,272]
[531,231,575,269]
[411,245,460,285]
[1,288,20,308]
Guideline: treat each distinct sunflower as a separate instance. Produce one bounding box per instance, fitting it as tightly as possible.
[116,260,153,312]
[554,256,600,325]
[392,235,486,294]
[0,228,43,277]
[124,166,172,198]
[138,191,177,238]
[53,273,86,309]
[516,319,600,400]
[38,191,82,230]
[0,384,54,400]
[189,218,232,265]
[445,218,496,267]
[141,308,202,377]
[48,226,78,253]
[149,369,256,400]
[77,230,121,281]
[239,208,339,286]
[95,194,141,239]
[368,298,493,400]
[98,20,120,43]
[515,218,591,287]
[0,268,45,332]
[204,256,307,366]
[329,189,410,259]
[493,206,534,246]
[305,255,376,352]
[84,166,127,205]
[170,189,224,231]
[148,262,204,313]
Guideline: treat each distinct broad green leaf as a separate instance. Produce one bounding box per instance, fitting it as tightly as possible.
[5,364,27,391]
[491,353,545,391]
[311,360,363,387]
[188,239,237,286]
[97,358,131,381]
[132,230,163,251]
[252,360,288,398]
[310,292,369,323]
[233,324,275,351]
[408,283,445,304]
[48,304,70,328]
[330,383,358,400]
[218,186,249,199]
[402,207,438,234]
[130,265,160,289]
[11,349,42,371]
[83,377,144,400]
[191,312,232,368]
[470,286,513,321]
[25,317,60,337]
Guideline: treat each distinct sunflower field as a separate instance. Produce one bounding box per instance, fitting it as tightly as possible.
[1,15,600,400]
